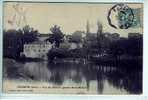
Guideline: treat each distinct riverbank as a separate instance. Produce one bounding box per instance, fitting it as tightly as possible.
[3,55,142,70]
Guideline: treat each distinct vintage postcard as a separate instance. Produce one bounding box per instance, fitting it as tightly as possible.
[2,2,143,94]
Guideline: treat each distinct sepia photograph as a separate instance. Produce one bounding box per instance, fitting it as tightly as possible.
[2,2,143,94]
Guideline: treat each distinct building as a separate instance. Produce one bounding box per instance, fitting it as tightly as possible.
[128,33,142,39]
[104,32,120,41]
[60,40,83,50]
[23,41,52,60]
[37,34,50,42]
[111,33,120,40]
[69,42,83,49]
[22,33,53,60]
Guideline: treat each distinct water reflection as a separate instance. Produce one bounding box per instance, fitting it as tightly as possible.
[23,62,51,81]
[3,59,142,94]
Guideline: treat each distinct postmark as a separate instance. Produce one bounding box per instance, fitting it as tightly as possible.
[107,3,134,29]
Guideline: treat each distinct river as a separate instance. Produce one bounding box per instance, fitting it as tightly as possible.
[3,58,142,94]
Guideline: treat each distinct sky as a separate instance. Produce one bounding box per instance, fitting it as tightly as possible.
[3,2,143,37]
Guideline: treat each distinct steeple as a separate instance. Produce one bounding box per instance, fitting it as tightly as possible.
[97,20,102,35]
[86,20,90,34]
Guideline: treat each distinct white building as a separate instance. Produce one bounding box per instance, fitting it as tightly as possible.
[69,42,83,50]
[23,41,52,60]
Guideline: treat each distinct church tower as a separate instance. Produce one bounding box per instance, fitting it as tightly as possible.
[86,20,90,34]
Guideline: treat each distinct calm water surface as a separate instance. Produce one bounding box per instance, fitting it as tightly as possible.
[3,58,142,94]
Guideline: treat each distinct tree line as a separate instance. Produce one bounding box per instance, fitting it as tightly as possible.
[3,25,143,63]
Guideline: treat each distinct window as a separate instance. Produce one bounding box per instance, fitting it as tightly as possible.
[43,49,46,52]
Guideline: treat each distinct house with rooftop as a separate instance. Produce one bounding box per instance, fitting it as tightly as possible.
[22,34,53,60]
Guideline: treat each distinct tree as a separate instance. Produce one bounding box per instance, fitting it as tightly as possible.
[48,25,64,48]
[68,31,83,43]
[109,39,126,58]
[3,29,23,58]
[3,25,39,59]
[21,25,39,44]
[96,21,103,53]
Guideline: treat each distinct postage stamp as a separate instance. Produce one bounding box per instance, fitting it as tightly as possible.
[107,3,142,29]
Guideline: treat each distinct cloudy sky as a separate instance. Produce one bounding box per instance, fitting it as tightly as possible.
[3,2,143,37]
